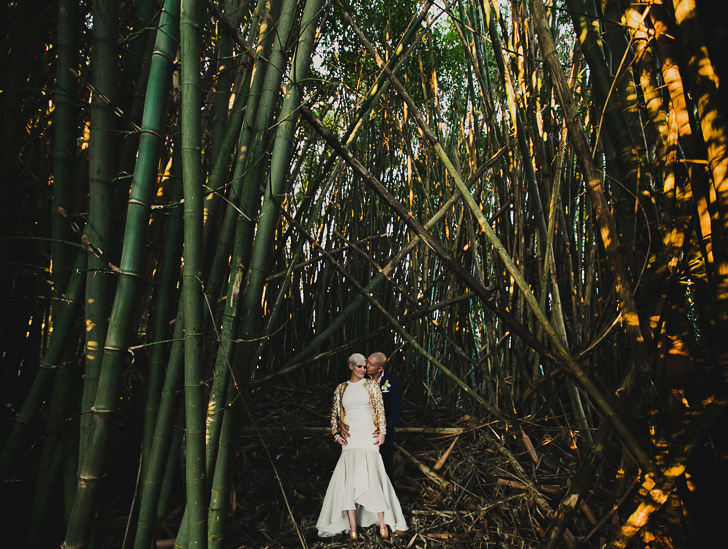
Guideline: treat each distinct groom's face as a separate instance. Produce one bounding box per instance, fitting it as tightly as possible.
[366,356,383,378]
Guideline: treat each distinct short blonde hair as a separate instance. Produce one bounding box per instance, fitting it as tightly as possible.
[348,353,366,365]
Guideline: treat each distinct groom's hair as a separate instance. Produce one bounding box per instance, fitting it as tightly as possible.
[370,351,387,368]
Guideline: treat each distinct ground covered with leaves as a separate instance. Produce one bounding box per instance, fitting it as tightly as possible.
[218,386,622,549]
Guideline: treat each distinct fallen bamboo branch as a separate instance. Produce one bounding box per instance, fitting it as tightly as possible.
[521,429,539,464]
[497,478,566,496]
[433,436,459,471]
[424,531,455,540]
[395,443,452,492]
[239,426,466,435]
[580,501,597,525]
[396,427,465,435]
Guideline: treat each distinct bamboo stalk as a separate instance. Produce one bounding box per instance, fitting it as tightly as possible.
[433,436,459,472]
[395,443,452,493]
[180,0,207,545]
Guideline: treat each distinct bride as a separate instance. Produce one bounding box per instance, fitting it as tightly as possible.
[316,353,407,540]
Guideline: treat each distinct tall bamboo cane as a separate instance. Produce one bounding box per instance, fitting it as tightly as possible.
[133,300,186,549]
[79,0,119,469]
[51,0,79,294]
[133,153,184,549]
[63,0,180,544]
[139,154,184,501]
[180,0,207,546]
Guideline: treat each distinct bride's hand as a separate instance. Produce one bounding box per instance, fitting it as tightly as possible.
[374,433,385,446]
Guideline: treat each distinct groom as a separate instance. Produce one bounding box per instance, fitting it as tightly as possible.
[366,352,401,482]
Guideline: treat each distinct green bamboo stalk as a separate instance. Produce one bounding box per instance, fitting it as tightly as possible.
[79,0,119,467]
[126,40,183,549]
[201,70,250,257]
[125,0,161,81]
[227,0,295,256]
[140,151,183,500]
[51,0,79,294]
[202,213,252,483]
[63,0,180,543]
[134,300,186,549]
[180,0,207,546]
[209,0,238,152]
[158,405,186,520]
[206,381,238,549]
[61,367,82,523]
[202,0,241,240]
[133,159,184,549]
[116,0,163,204]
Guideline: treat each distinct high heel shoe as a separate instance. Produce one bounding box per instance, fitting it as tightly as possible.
[348,529,358,541]
[379,526,390,540]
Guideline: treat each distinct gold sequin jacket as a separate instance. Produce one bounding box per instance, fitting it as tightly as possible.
[330,378,387,440]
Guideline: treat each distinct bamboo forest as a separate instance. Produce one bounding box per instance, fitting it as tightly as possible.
[2,0,728,547]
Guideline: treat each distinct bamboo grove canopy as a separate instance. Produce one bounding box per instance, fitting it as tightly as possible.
[2,0,728,547]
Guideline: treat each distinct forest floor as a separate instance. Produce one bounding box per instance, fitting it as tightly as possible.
[213,385,606,549]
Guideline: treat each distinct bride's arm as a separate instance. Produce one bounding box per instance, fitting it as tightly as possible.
[330,384,343,442]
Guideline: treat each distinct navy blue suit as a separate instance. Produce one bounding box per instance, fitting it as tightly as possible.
[377,370,401,482]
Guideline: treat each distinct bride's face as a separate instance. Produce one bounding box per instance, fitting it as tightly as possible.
[349,361,367,380]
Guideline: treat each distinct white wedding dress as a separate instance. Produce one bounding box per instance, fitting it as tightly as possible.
[316,378,407,536]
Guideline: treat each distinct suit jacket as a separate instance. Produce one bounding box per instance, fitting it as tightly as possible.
[378,370,401,430]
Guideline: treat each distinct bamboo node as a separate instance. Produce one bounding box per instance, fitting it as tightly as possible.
[128,198,150,209]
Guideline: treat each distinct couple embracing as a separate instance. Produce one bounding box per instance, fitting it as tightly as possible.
[315,352,407,539]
